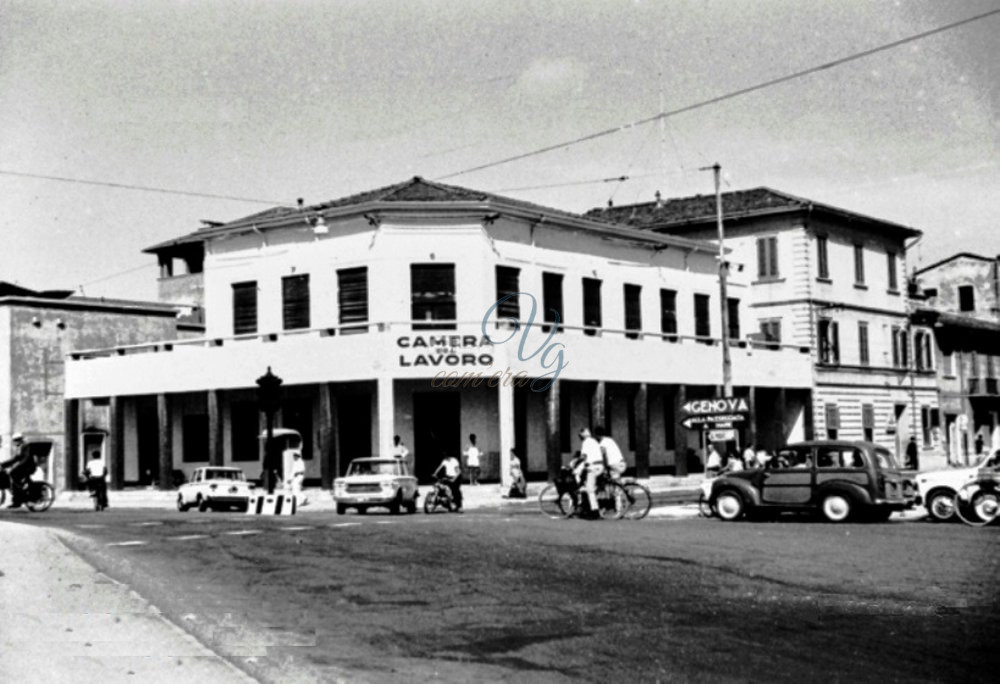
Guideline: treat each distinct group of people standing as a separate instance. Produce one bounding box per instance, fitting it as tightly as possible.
[704,442,774,477]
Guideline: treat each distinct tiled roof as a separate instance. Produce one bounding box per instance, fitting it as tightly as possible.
[587,187,920,238]
[914,252,995,276]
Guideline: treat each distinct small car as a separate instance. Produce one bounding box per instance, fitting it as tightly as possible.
[915,450,1000,522]
[708,440,917,523]
[177,466,253,512]
[333,458,418,515]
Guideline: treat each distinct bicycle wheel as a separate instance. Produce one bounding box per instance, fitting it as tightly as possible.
[423,492,438,514]
[596,480,626,520]
[622,481,652,520]
[26,483,55,513]
[538,483,575,518]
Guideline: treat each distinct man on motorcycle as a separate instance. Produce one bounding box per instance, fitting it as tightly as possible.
[2,433,34,508]
[433,452,463,512]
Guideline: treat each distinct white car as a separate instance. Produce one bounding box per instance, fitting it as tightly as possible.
[915,451,1000,522]
[333,458,418,515]
[177,466,254,512]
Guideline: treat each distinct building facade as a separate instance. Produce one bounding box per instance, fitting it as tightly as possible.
[595,188,940,467]
[915,253,1000,464]
[1,283,184,489]
[64,178,814,491]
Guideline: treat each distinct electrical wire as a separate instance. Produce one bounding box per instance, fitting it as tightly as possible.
[435,8,1000,181]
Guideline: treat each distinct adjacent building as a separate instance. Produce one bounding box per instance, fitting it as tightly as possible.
[593,187,940,467]
[1,283,184,488]
[64,177,814,491]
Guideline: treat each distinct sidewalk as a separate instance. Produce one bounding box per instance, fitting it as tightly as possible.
[53,474,705,512]
[0,521,255,683]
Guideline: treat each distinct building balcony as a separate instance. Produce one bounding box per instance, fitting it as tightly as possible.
[65,320,814,399]
[968,377,999,396]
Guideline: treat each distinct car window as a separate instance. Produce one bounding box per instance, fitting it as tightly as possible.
[873,447,897,470]
[775,448,810,468]
[817,447,864,469]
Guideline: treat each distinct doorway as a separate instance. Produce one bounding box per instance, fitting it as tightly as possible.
[337,394,372,476]
[413,392,460,483]
[136,397,158,486]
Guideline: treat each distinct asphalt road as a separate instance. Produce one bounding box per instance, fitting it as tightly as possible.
[9,505,1000,683]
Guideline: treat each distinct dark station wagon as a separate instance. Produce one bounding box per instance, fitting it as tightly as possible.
[709,440,918,522]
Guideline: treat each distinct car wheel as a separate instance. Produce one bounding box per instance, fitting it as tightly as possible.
[406,496,418,514]
[356,505,367,515]
[925,488,957,522]
[177,494,189,512]
[336,503,346,515]
[714,490,745,521]
[197,496,210,513]
[821,493,852,522]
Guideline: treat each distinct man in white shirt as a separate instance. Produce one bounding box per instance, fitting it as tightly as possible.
[705,444,723,476]
[288,452,308,505]
[742,444,757,469]
[593,425,627,479]
[433,453,463,512]
[83,449,108,511]
[464,433,481,485]
[576,428,604,516]
[392,435,411,472]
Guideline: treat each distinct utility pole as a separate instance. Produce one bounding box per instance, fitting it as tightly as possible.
[703,163,733,396]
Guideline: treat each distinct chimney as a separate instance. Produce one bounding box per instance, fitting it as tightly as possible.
[654,190,663,209]
[297,198,304,209]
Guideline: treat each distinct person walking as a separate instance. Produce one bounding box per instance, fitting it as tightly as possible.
[464,433,481,486]
[83,450,109,511]
[742,443,758,469]
[506,448,527,499]
[905,436,919,471]
[705,443,722,477]
[288,451,308,505]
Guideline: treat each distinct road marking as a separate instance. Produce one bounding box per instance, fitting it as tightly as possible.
[129,521,164,527]
[107,540,148,547]
[280,526,314,531]
[330,522,361,528]
[76,524,106,528]
[168,534,209,541]
[225,530,262,536]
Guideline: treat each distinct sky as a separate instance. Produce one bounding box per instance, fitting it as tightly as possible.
[1,0,997,301]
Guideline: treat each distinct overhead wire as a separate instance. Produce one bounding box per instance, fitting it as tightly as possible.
[434,8,1000,181]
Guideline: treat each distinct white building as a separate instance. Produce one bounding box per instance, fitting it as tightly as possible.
[64,178,813,490]
[595,187,939,465]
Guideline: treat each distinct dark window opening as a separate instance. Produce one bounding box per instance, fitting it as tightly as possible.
[182,414,208,463]
[282,274,311,330]
[825,403,840,440]
[624,284,642,339]
[853,244,865,285]
[858,322,870,366]
[542,272,564,333]
[756,236,779,278]
[230,402,259,461]
[726,298,740,340]
[959,285,975,312]
[694,293,711,342]
[760,320,781,349]
[862,404,875,443]
[338,267,369,331]
[411,264,456,330]
[659,288,678,341]
[495,266,520,320]
[818,318,839,365]
[232,281,258,335]
[817,235,829,279]
[887,251,898,291]
[583,277,602,336]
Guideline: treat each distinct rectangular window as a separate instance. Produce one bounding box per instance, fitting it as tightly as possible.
[862,404,875,443]
[970,351,979,378]
[914,332,926,371]
[659,288,678,341]
[411,264,456,330]
[282,274,311,331]
[959,285,975,312]
[921,405,932,447]
[756,236,779,278]
[694,293,711,342]
[825,403,840,440]
[887,251,898,291]
[337,267,369,331]
[582,277,602,336]
[818,318,839,365]
[232,281,258,335]
[943,352,954,376]
[858,322,870,366]
[624,284,642,340]
[899,329,909,368]
[726,298,740,340]
[495,266,520,320]
[817,236,829,279]
[760,319,781,348]
[891,326,901,368]
[182,414,208,463]
[542,272,564,332]
[853,244,865,285]
[230,402,259,461]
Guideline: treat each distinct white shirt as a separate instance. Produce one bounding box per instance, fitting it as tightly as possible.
[85,457,107,480]
[290,458,306,478]
[742,447,756,466]
[581,437,603,465]
[392,444,409,460]
[439,456,461,478]
[599,436,625,470]
[706,449,722,469]
[464,445,481,467]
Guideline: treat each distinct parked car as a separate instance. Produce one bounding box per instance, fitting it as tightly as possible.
[915,451,1000,522]
[333,458,418,515]
[177,467,253,512]
[708,440,917,523]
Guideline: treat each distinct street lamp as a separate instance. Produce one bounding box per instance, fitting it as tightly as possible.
[256,366,283,493]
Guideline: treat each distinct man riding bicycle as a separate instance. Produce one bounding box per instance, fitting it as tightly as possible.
[593,425,627,480]
[575,428,604,518]
[432,452,463,513]
[1,433,35,509]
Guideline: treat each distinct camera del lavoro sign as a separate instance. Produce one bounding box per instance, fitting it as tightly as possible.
[397,335,494,368]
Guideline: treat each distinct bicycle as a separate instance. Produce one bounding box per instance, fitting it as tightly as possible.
[423,476,459,514]
[538,466,626,520]
[0,467,55,512]
[619,477,652,520]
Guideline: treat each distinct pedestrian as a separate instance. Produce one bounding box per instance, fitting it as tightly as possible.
[905,436,919,471]
[576,428,604,518]
[725,451,743,473]
[705,443,722,477]
[506,448,527,499]
[288,451,308,505]
[464,433,481,485]
[742,443,757,469]
[83,449,109,511]
[392,435,412,472]
[975,433,984,456]
[756,446,772,468]
[1,433,34,509]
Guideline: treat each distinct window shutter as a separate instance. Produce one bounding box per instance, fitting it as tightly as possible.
[660,289,677,338]
[338,267,369,326]
[232,281,257,335]
[282,274,310,330]
[825,403,841,430]
[495,266,520,319]
[624,284,642,338]
[768,237,778,277]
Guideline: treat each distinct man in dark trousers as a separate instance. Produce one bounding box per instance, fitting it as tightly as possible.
[905,436,919,471]
[1,433,34,508]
